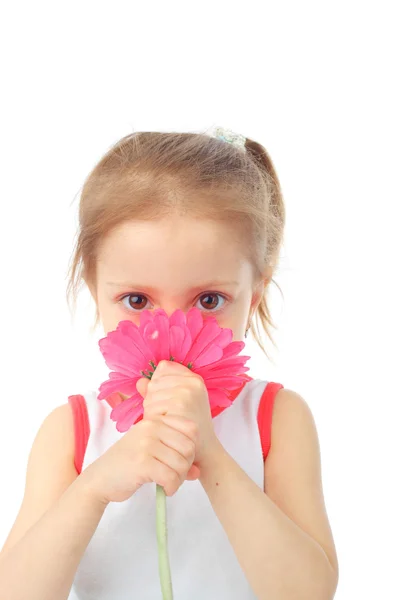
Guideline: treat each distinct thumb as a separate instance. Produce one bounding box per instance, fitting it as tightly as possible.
[136,377,150,399]
[186,464,201,481]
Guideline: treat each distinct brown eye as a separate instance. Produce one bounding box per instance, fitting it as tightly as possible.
[121,294,149,312]
[197,293,225,311]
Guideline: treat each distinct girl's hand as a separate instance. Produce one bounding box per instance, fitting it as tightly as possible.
[80,414,199,505]
[137,360,220,470]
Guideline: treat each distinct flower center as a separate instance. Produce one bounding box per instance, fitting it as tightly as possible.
[140,358,193,379]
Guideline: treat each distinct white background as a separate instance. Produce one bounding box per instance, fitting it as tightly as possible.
[0,2,399,598]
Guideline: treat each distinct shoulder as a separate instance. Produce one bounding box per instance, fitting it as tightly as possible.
[0,404,77,555]
[265,387,321,488]
[32,403,75,460]
[26,403,77,487]
[42,402,74,429]
[265,388,339,582]
[271,387,318,439]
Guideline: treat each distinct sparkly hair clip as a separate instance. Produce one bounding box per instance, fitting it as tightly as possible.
[209,126,247,150]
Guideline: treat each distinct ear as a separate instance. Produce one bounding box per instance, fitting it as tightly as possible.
[251,268,272,310]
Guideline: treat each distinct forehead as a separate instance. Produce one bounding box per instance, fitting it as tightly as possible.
[96,217,252,290]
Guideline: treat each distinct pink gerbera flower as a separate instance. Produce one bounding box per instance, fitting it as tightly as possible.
[98,306,251,432]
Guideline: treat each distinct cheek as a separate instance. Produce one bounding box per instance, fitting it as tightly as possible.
[214,314,246,342]
[98,294,140,333]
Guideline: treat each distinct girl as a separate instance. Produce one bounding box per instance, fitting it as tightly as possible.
[0,128,339,599]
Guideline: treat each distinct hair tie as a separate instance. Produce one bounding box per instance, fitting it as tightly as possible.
[209,125,247,150]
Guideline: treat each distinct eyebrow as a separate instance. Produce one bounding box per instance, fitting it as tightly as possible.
[106,281,240,292]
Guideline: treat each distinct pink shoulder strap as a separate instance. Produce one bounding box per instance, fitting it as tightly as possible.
[257,382,284,461]
[68,381,284,473]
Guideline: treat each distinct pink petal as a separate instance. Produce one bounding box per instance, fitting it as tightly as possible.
[138,310,154,335]
[169,309,187,329]
[117,321,154,364]
[109,395,135,418]
[186,307,204,342]
[141,322,159,354]
[180,327,193,361]
[169,311,193,362]
[221,340,246,358]
[99,320,153,374]
[110,393,144,432]
[153,308,169,317]
[99,343,145,377]
[204,375,248,389]
[169,325,186,362]
[106,392,123,408]
[195,357,251,379]
[208,388,233,409]
[153,311,171,360]
[187,323,233,368]
[193,344,224,368]
[210,328,233,349]
[139,310,171,363]
[184,319,221,365]
[108,371,139,381]
[116,406,143,432]
[186,318,233,368]
[98,373,139,400]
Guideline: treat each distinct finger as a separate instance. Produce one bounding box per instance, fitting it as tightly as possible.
[151,439,192,481]
[149,457,199,495]
[149,458,183,497]
[148,375,193,392]
[143,397,174,417]
[144,400,195,424]
[143,384,196,413]
[156,415,198,449]
[136,377,149,398]
[151,360,195,381]
[148,376,180,393]
[143,386,175,408]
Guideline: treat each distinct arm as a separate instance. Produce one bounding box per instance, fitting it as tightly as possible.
[0,404,108,600]
[199,389,339,600]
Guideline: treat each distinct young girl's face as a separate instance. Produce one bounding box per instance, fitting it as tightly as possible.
[94,216,264,341]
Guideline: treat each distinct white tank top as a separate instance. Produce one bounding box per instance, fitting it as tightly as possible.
[68,378,269,600]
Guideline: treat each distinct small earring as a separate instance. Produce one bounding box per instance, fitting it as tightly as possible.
[245,326,250,338]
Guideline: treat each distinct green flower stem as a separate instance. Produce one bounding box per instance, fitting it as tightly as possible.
[156,484,173,599]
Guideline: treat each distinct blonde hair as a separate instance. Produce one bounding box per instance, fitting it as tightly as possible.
[66,129,286,359]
